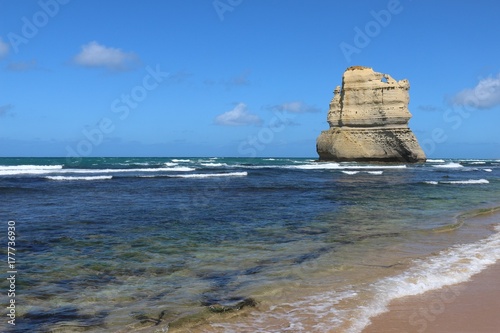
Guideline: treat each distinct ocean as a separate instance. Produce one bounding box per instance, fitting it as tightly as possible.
[1,157,499,333]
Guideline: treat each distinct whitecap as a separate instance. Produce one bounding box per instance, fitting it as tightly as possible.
[201,163,228,167]
[367,171,383,175]
[59,167,195,174]
[291,163,405,170]
[170,172,248,179]
[432,162,463,168]
[426,159,446,163]
[424,181,439,185]
[45,175,112,181]
[441,179,489,185]
[483,169,492,172]
[0,165,64,176]
[342,171,359,175]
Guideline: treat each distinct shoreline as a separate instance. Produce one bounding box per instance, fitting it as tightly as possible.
[363,260,500,333]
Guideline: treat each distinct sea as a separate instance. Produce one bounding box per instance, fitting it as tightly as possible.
[1,157,499,333]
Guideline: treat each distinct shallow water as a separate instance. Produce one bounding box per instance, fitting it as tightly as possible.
[0,157,499,332]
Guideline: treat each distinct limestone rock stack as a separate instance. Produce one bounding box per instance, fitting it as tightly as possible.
[316,66,426,162]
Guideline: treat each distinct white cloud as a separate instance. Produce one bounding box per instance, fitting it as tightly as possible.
[267,101,320,113]
[214,103,262,126]
[73,41,139,71]
[451,74,500,109]
[0,37,10,59]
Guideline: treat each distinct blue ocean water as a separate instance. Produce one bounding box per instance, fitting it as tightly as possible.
[1,157,499,332]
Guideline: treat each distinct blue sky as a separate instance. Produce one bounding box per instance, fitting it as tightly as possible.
[1,0,499,158]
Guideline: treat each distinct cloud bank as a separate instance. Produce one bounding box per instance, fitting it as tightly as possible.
[451,74,500,109]
[73,41,139,71]
[266,101,320,113]
[215,103,262,126]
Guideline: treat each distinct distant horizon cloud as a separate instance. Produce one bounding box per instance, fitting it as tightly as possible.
[72,41,139,71]
[451,74,500,109]
[0,104,14,117]
[417,105,443,112]
[266,101,321,113]
[204,71,252,89]
[0,37,9,59]
[214,103,263,126]
[6,59,38,72]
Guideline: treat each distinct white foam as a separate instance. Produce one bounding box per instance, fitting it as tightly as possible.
[171,159,191,163]
[470,161,486,165]
[212,224,500,333]
[367,171,383,175]
[441,179,489,185]
[483,169,492,172]
[426,159,446,163]
[291,163,406,170]
[170,172,248,179]
[345,223,500,333]
[424,181,439,185]
[164,162,179,167]
[45,175,112,181]
[433,162,463,168]
[0,165,63,175]
[59,167,195,174]
[342,171,359,175]
[201,163,227,167]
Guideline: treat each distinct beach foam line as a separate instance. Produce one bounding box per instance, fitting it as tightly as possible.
[45,175,113,181]
[344,223,500,333]
[170,172,248,179]
[212,224,500,333]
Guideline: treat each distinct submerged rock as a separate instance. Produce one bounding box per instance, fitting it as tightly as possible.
[204,297,257,313]
[316,66,426,162]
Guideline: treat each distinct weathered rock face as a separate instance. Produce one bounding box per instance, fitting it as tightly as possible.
[316,66,426,162]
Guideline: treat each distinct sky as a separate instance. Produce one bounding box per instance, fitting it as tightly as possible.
[0,0,499,158]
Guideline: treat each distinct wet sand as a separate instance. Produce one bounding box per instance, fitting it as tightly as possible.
[363,261,500,333]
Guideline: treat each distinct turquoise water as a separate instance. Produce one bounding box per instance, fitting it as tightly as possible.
[0,157,499,332]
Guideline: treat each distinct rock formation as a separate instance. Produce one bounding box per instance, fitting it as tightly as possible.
[316,66,426,162]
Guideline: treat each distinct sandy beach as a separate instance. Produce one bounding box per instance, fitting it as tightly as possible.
[363,260,500,333]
